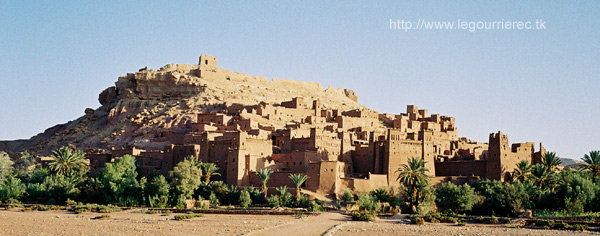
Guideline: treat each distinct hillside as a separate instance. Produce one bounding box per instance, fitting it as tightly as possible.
[0,55,367,156]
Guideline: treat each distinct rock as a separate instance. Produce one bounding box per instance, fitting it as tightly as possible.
[518,210,532,218]
[98,86,117,106]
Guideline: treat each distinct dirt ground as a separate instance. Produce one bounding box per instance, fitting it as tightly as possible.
[0,209,598,236]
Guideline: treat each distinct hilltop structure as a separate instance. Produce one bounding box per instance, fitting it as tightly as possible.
[79,55,545,196]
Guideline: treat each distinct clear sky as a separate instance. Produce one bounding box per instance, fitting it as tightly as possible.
[0,1,598,160]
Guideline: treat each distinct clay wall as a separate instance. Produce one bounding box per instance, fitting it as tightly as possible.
[435,160,487,177]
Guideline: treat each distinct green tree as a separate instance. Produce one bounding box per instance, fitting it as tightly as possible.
[512,160,532,182]
[48,146,88,177]
[199,162,220,182]
[541,151,562,172]
[170,156,203,202]
[0,176,26,202]
[145,175,170,207]
[555,173,596,213]
[0,151,14,179]
[256,169,274,198]
[579,150,600,182]
[41,175,81,204]
[435,182,480,213]
[98,155,141,205]
[288,173,309,201]
[396,157,430,210]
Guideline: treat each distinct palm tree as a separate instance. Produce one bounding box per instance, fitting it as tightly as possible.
[396,157,429,210]
[289,173,309,201]
[48,146,87,177]
[512,160,532,182]
[256,169,274,198]
[579,150,600,182]
[531,164,552,188]
[540,151,562,172]
[200,162,220,182]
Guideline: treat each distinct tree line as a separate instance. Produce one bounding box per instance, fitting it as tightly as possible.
[0,147,320,211]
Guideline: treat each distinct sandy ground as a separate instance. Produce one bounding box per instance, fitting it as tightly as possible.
[0,209,598,236]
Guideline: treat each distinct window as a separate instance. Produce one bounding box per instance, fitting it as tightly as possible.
[205,60,208,65]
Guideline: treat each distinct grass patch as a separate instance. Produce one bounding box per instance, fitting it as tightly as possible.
[174,212,203,221]
[92,215,110,220]
[351,211,377,221]
[68,204,122,214]
[533,210,600,218]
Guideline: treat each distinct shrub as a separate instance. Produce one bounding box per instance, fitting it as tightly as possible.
[276,186,293,207]
[569,224,588,231]
[267,195,280,207]
[341,189,354,202]
[412,217,425,225]
[239,190,252,208]
[351,211,377,221]
[307,200,325,212]
[209,192,219,207]
[356,193,381,213]
[535,220,554,227]
[370,188,390,202]
[553,221,569,230]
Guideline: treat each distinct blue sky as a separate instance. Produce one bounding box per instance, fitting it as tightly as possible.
[1,1,598,159]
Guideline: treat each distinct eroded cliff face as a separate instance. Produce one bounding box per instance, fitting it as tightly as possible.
[2,57,364,156]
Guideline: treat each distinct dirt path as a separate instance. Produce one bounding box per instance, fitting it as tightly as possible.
[244,212,351,236]
[0,209,598,236]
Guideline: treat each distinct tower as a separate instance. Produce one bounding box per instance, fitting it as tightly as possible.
[486,131,509,180]
[199,54,217,68]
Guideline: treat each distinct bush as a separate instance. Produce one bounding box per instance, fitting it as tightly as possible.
[239,190,252,208]
[553,221,569,230]
[435,182,480,213]
[209,192,219,207]
[412,217,425,225]
[267,195,280,207]
[307,200,325,212]
[174,212,203,221]
[351,211,377,221]
[356,193,381,213]
[276,186,293,207]
[569,224,588,231]
[535,220,554,227]
[341,189,354,202]
[370,188,390,203]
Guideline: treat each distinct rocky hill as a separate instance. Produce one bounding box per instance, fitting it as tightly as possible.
[0,55,366,156]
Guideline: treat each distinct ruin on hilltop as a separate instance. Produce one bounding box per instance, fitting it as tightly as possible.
[1,55,545,196]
